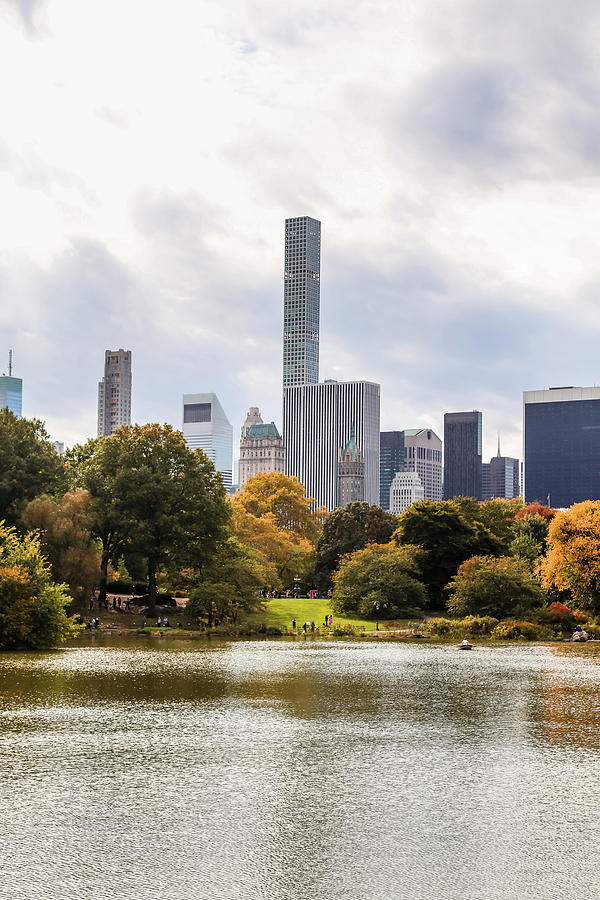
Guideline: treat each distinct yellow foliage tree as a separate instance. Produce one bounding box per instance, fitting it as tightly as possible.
[233,473,326,543]
[539,501,600,614]
[229,502,315,590]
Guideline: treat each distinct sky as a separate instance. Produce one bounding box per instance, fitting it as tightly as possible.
[2,0,600,461]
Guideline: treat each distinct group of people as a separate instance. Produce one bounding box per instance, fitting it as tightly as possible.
[140,616,171,628]
[89,594,134,611]
[291,616,333,632]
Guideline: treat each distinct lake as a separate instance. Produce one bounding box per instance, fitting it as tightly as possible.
[1,637,599,899]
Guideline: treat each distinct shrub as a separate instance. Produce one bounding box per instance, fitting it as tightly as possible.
[425,616,499,637]
[581,622,600,638]
[491,619,554,641]
[447,555,545,619]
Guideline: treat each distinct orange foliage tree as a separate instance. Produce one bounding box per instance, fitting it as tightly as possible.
[539,501,600,615]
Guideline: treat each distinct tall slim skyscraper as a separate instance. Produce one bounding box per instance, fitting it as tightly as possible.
[443,411,482,500]
[523,386,600,507]
[283,216,321,387]
[182,392,233,490]
[284,380,380,510]
[97,349,132,436]
[379,431,405,510]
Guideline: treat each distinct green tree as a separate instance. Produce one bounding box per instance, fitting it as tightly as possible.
[0,410,67,526]
[446,555,545,619]
[392,500,502,605]
[508,532,543,568]
[332,543,426,619]
[21,489,100,601]
[314,502,398,591]
[0,523,81,648]
[510,512,550,552]
[71,425,230,611]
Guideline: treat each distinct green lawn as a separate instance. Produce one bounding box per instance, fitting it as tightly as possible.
[240,595,418,632]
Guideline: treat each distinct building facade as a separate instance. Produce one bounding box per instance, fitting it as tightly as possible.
[379,431,405,510]
[482,439,520,501]
[97,349,132,437]
[283,380,380,510]
[337,428,365,507]
[443,411,482,500]
[239,407,285,488]
[403,428,443,501]
[182,392,233,490]
[0,376,23,418]
[283,216,321,387]
[390,471,425,515]
[523,386,600,507]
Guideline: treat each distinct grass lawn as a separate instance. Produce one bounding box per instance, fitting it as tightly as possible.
[240,595,419,632]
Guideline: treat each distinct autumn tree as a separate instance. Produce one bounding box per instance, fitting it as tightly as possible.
[0,523,81,648]
[0,410,67,526]
[233,473,325,542]
[447,555,545,619]
[539,501,600,615]
[314,502,398,591]
[229,501,314,589]
[21,489,100,601]
[332,543,426,619]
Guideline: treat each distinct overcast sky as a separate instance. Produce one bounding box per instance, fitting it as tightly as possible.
[2,0,600,461]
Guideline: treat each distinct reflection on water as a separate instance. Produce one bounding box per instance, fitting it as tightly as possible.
[1,640,600,900]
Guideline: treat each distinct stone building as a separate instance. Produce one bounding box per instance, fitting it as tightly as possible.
[239,408,285,488]
[337,428,365,507]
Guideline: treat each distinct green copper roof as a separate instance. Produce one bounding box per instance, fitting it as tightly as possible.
[247,422,280,439]
[341,427,360,461]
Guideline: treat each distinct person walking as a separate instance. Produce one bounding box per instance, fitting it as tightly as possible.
[141,615,146,629]
[292,618,296,629]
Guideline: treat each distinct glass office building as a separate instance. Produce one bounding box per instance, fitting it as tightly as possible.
[182,392,233,491]
[379,431,405,510]
[443,411,482,500]
[523,387,600,508]
[0,376,23,418]
[282,216,321,387]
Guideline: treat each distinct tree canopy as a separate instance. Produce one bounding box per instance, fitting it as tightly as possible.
[447,555,545,619]
[539,501,600,615]
[0,410,67,526]
[232,473,325,542]
[332,542,426,619]
[0,523,81,648]
[314,502,398,590]
[392,499,503,605]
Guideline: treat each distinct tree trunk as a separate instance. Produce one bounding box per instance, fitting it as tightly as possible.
[98,545,110,605]
[148,557,157,616]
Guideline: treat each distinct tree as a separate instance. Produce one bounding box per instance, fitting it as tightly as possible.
[392,500,502,605]
[0,410,67,526]
[0,523,81,648]
[232,473,325,542]
[314,502,398,591]
[332,543,426,619]
[510,512,550,552]
[183,538,270,626]
[71,425,230,611]
[539,501,600,615]
[509,532,543,568]
[446,555,545,619]
[515,503,555,524]
[229,503,314,589]
[21,489,100,601]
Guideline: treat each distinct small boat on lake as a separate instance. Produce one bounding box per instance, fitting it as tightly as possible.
[459,640,473,650]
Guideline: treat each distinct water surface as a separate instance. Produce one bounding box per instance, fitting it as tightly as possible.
[1,638,599,899]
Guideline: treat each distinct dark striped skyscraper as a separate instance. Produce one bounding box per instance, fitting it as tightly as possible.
[443,410,482,501]
[282,216,321,387]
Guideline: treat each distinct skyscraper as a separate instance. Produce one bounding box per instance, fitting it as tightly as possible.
[481,438,520,500]
[0,350,22,418]
[182,392,233,490]
[523,386,600,507]
[389,470,425,515]
[443,411,482,500]
[284,380,380,510]
[403,428,443,502]
[283,216,321,387]
[379,431,405,510]
[97,349,132,437]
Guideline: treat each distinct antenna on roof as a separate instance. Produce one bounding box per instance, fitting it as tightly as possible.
[8,350,12,377]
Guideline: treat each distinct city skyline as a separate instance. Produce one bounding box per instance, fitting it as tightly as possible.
[3,2,600,459]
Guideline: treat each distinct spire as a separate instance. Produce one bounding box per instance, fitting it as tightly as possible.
[497,432,501,458]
